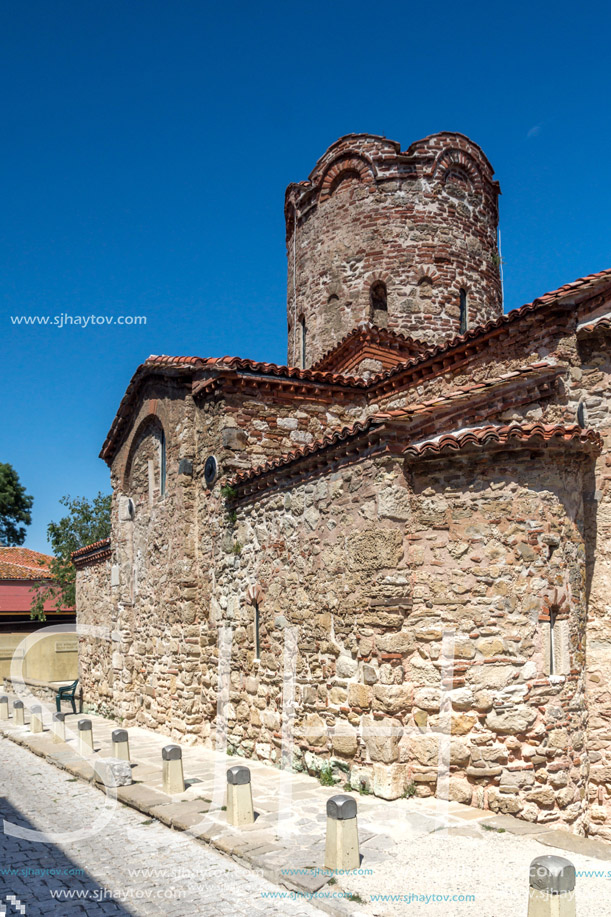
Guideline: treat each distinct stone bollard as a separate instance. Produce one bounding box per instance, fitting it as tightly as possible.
[0,696,9,720]
[78,718,94,755]
[52,712,66,743]
[30,705,43,733]
[162,745,185,795]
[325,794,360,872]
[528,855,576,917]
[13,700,25,726]
[112,728,130,762]
[226,765,255,827]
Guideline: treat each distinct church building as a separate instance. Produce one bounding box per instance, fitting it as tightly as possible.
[74,132,611,839]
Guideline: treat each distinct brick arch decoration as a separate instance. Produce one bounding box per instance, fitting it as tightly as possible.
[433,149,483,190]
[120,403,169,491]
[318,154,376,203]
[541,586,570,620]
[413,266,442,286]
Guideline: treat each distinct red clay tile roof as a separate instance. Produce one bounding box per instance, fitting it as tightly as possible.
[311,324,426,373]
[403,423,602,458]
[100,354,368,463]
[364,268,611,391]
[72,538,111,566]
[532,268,611,304]
[372,362,561,421]
[229,365,587,491]
[577,312,611,334]
[100,267,611,465]
[146,353,366,385]
[0,547,53,581]
[231,418,601,494]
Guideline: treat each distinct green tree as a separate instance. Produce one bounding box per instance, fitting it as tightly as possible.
[30,492,111,621]
[0,463,33,546]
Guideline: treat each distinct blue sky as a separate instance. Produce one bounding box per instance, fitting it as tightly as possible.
[1,1,610,552]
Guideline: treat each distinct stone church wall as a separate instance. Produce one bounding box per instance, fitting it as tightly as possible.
[217,445,593,830]
[76,553,114,716]
[571,328,611,840]
[75,320,611,836]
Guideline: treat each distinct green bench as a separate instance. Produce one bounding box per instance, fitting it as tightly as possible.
[55,679,79,714]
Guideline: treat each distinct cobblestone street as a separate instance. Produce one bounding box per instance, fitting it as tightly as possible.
[0,737,322,917]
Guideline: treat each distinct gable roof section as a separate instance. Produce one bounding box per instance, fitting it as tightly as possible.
[100,267,611,467]
[229,363,580,496]
[311,324,426,374]
[100,355,367,464]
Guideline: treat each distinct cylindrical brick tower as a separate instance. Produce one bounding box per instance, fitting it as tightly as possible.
[285,132,502,369]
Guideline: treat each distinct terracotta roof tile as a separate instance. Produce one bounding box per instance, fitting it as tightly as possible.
[146,353,365,386]
[403,423,602,458]
[229,365,583,491]
[577,312,611,334]
[372,362,560,421]
[72,538,111,561]
[366,268,611,390]
[100,354,368,463]
[101,267,611,465]
[0,547,54,581]
[311,324,426,373]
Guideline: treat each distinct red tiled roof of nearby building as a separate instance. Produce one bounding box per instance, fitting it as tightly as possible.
[0,547,53,581]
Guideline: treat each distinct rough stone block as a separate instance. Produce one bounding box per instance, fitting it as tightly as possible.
[363,714,401,763]
[373,684,413,714]
[486,705,537,735]
[94,757,133,787]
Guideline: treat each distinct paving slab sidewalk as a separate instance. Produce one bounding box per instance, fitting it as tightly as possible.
[2,697,611,916]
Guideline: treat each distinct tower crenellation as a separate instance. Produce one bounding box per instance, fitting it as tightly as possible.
[285,132,502,368]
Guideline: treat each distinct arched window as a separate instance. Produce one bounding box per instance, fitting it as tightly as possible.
[125,417,167,506]
[370,281,388,327]
[444,167,473,192]
[459,289,468,334]
[299,316,307,368]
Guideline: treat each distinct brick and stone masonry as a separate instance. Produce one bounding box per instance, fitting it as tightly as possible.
[74,131,611,840]
[285,133,502,368]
